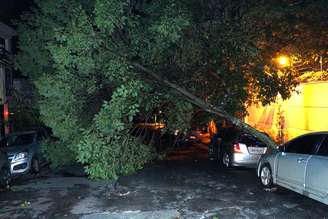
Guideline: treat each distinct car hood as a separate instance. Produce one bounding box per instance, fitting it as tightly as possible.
[4,144,32,155]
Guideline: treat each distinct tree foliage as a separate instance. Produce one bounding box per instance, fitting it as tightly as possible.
[16,0,328,179]
[10,90,42,131]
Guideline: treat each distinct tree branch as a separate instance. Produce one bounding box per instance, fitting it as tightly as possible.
[132,63,277,150]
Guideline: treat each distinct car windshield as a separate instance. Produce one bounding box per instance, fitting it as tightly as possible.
[239,134,257,144]
[7,133,35,147]
[219,127,240,141]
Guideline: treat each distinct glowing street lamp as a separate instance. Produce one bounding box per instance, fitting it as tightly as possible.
[276,55,290,67]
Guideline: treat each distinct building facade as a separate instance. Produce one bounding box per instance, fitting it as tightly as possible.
[246,81,328,143]
[0,22,16,137]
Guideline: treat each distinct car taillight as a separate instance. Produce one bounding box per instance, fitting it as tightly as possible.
[3,104,9,120]
[233,143,242,153]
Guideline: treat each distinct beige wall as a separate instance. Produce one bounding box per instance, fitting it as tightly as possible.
[246,81,328,143]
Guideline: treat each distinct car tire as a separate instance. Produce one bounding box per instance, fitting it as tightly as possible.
[260,164,273,188]
[221,151,231,168]
[31,157,40,174]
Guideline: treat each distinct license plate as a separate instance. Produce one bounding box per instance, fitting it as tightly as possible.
[248,147,266,154]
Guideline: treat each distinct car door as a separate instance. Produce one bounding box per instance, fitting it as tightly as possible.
[305,136,328,201]
[276,134,323,193]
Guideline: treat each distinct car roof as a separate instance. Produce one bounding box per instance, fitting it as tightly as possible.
[288,131,328,142]
[8,131,37,137]
[297,131,328,137]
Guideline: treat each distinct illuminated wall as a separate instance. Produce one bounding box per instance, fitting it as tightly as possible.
[246,81,328,142]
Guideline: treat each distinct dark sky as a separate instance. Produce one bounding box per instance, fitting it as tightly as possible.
[0,0,34,26]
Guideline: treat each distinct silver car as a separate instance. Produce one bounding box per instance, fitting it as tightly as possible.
[5,130,48,175]
[210,129,268,168]
[257,132,328,205]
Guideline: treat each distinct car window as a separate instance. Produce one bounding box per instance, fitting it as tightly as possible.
[239,134,266,146]
[317,136,328,156]
[239,134,257,145]
[219,127,240,142]
[286,134,322,155]
[8,134,35,146]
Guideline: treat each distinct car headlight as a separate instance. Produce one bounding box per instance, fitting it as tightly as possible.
[13,152,28,161]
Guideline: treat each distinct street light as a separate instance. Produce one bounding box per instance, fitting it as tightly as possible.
[276,55,290,67]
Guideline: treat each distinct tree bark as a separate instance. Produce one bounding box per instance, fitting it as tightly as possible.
[133,63,277,150]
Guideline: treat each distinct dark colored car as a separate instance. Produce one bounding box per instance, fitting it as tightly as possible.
[0,148,11,189]
[209,128,268,168]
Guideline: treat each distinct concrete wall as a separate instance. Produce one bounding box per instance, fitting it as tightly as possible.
[245,81,328,142]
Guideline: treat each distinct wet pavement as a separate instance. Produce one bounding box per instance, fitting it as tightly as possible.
[0,144,327,219]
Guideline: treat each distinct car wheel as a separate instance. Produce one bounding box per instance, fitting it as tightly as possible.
[31,158,40,174]
[260,164,273,188]
[222,152,231,168]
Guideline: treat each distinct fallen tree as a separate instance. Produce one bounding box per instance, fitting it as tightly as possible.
[133,63,277,149]
[16,0,328,179]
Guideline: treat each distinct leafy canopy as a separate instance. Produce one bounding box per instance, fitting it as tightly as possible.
[16,0,328,178]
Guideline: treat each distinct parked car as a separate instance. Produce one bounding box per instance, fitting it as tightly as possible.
[0,148,11,189]
[257,132,328,205]
[209,128,268,168]
[5,130,48,175]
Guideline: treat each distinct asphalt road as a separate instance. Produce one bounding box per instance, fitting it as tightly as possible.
[0,143,327,219]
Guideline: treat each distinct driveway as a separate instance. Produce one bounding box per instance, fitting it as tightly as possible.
[0,144,327,219]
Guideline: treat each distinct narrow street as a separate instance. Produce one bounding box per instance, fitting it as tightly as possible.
[0,143,327,219]
[2,1,328,218]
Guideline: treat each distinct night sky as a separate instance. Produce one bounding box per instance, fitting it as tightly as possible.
[0,0,34,25]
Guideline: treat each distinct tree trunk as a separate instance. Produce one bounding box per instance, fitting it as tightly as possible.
[133,63,277,150]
